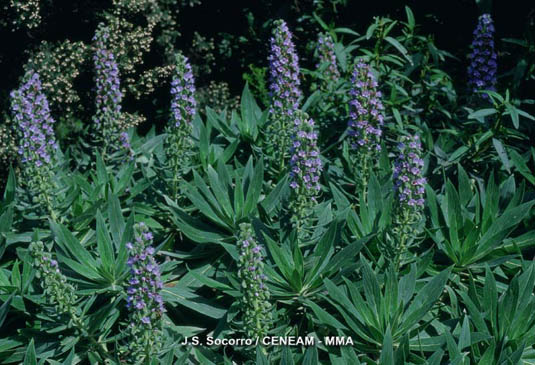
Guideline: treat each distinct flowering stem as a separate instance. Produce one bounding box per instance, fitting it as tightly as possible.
[467,14,497,99]
[267,20,302,174]
[355,156,369,203]
[92,24,127,160]
[167,53,196,200]
[289,111,322,240]
[237,223,272,339]
[123,223,165,361]
[347,61,384,198]
[10,71,60,215]
[393,210,411,271]
[389,134,426,267]
[29,241,109,359]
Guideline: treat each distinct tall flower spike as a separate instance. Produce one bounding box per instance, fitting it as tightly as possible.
[467,14,497,99]
[267,19,302,173]
[347,61,385,191]
[237,223,272,338]
[316,33,340,83]
[170,53,196,128]
[389,135,426,268]
[10,70,58,214]
[348,62,384,152]
[393,135,426,209]
[289,110,323,235]
[92,23,125,155]
[123,222,165,361]
[167,53,196,198]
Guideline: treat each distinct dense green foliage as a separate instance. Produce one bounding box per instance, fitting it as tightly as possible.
[1,1,535,364]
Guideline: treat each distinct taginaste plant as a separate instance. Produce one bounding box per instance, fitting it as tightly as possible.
[346,60,385,194]
[10,71,59,218]
[166,52,197,199]
[266,19,302,176]
[1,3,535,365]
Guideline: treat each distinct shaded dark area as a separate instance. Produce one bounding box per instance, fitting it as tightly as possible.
[177,0,534,93]
[1,0,534,94]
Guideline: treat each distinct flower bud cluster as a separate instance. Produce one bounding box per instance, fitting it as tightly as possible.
[25,40,87,122]
[197,81,240,114]
[237,223,272,338]
[8,0,41,30]
[0,121,18,183]
[29,241,79,319]
[190,31,216,76]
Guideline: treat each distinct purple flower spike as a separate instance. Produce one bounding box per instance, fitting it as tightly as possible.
[316,33,340,82]
[268,20,301,117]
[125,222,165,342]
[267,19,302,170]
[167,53,197,198]
[347,61,385,153]
[393,135,426,210]
[170,53,196,128]
[11,71,58,170]
[10,70,58,211]
[92,24,124,148]
[289,111,323,199]
[237,223,272,338]
[388,135,428,266]
[467,14,497,99]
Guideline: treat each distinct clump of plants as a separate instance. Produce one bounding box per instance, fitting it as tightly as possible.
[1,4,535,365]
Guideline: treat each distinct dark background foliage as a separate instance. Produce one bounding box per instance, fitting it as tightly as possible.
[1,0,534,109]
